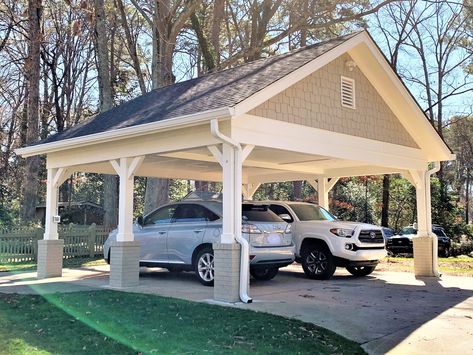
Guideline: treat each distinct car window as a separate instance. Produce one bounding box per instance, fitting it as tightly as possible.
[269,204,294,222]
[173,204,219,223]
[400,227,417,235]
[433,228,448,238]
[242,204,283,222]
[144,205,177,225]
[288,204,336,221]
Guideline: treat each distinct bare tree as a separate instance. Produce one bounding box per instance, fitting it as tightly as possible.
[94,0,118,228]
[20,0,42,222]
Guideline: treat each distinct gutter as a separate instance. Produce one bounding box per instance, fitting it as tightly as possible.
[16,107,232,157]
[210,119,252,304]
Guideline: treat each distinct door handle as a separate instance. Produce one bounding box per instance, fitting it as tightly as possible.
[158,231,166,235]
[194,229,204,233]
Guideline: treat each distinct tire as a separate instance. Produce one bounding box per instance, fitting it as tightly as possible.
[440,247,450,258]
[346,265,376,277]
[301,244,336,280]
[250,267,279,281]
[194,248,214,286]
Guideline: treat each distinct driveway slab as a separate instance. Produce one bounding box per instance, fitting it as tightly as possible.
[1,264,472,354]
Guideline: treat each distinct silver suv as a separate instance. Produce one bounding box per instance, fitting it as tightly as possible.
[104,199,295,286]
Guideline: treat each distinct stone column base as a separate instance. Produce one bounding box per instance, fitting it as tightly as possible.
[413,235,435,277]
[109,241,140,288]
[37,239,64,279]
[213,242,241,303]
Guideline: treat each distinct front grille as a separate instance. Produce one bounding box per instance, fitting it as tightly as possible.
[386,237,411,247]
[358,230,384,244]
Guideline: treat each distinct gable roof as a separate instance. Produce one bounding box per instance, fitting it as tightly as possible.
[35,32,359,146]
[17,30,453,161]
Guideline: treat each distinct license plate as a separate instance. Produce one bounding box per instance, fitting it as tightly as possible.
[267,233,282,245]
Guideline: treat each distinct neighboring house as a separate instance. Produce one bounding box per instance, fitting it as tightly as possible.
[36,201,105,225]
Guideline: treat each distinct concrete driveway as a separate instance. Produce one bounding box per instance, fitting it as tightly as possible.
[1,264,472,355]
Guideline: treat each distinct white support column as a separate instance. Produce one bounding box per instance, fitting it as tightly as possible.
[409,169,438,277]
[38,167,69,279]
[109,156,143,287]
[221,144,236,244]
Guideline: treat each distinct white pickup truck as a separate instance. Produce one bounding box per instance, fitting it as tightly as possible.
[264,201,387,279]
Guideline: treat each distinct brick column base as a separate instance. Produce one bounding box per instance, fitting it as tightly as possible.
[413,234,435,276]
[37,239,64,279]
[109,241,140,288]
[213,243,241,303]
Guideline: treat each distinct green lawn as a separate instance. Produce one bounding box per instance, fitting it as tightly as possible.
[378,255,473,276]
[0,291,364,355]
[0,257,107,273]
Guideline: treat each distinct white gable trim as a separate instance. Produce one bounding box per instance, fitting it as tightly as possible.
[232,31,453,162]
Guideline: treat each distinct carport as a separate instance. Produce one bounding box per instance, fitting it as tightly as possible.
[16,31,453,303]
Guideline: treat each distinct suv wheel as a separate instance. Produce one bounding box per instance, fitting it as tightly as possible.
[250,267,279,281]
[440,247,450,258]
[195,248,214,286]
[346,265,376,277]
[301,244,336,280]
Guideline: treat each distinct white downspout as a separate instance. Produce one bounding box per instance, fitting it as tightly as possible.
[210,119,252,304]
[426,161,441,276]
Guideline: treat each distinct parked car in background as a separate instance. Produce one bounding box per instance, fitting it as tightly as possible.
[382,227,395,241]
[104,196,295,286]
[385,225,451,257]
[265,201,386,279]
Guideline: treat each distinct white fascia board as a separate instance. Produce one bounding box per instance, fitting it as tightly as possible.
[15,107,232,158]
[232,33,366,116]
[350,32,453,161]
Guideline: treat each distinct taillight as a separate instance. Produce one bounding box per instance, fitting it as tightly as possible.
[242,224,262,234]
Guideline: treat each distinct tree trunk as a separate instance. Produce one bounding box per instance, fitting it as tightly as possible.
[144,178,169,215]
[20,0,42,222]
[94,0,118,228]
[381,174,390,227]
[293,181,302,200]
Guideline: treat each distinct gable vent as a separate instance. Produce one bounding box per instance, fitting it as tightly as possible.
[341,76,356,109]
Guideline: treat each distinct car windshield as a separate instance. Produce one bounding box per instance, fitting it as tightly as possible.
[400,227,417,235]
[288,204,336,221]
[242,204,283,222]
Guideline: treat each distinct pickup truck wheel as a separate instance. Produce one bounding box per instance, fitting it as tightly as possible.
[346,265,376,277]
[301,245,336,280]
[195,248,214,286]
[250,267,279,281]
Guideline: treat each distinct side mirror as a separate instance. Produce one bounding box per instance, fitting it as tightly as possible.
[278,214,292,222]
[137,216,144,227]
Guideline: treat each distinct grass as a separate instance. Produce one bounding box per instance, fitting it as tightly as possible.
[0,291,364,355]
[0,257,107,273]
[378,255,473,276]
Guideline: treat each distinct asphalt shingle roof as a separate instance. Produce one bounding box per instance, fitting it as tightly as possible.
[38,32,359,145]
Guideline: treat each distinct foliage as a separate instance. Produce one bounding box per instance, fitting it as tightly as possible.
[0,291,364,354]
[0,0,470,233]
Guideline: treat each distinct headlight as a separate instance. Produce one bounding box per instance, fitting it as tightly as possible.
[330,228,354,237]
[285,224,292,234]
